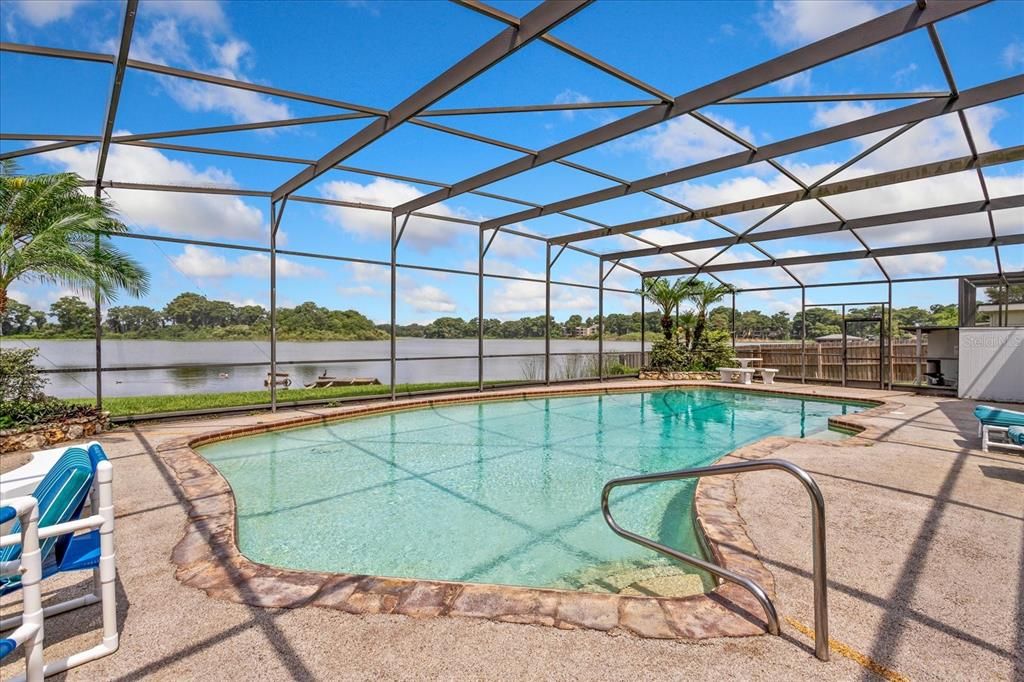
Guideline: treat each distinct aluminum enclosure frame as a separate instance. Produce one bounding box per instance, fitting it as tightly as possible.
[2,0,1020,414]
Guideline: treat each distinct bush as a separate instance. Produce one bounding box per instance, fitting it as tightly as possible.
[688,330,735,370]
[0,347,101,430]
[647,339,690,371]
[0,347,48,402]
[0,398,99,430]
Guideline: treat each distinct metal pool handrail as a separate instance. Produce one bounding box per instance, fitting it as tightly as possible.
[600,458,829,662]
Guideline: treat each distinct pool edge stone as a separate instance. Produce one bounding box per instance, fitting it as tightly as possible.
[156,380,904,640]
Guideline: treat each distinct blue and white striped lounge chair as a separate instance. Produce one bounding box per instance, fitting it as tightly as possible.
[1009,426,1024,447]
[0,497,44,682]
[0,443,118,678]
[974,405,1024,453]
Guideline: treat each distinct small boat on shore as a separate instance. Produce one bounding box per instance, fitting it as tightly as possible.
[265,372,292,387]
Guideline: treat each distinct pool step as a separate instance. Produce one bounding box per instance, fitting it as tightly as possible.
[555,560,705,597]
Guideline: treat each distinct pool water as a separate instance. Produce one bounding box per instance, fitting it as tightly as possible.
[198,389,864,593]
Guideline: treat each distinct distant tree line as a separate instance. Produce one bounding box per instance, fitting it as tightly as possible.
[1,293,982,342]
[1,293,386,341]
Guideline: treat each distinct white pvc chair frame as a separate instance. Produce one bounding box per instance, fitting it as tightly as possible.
[979,423,1024,453]
[1,497,44,682]
[0,459,117,680]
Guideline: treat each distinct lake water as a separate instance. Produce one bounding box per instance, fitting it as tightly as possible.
[8,338,649,399]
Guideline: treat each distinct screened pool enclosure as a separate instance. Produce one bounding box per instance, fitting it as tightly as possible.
[2,0,1022,416]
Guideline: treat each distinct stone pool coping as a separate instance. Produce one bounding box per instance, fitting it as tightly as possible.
[156,381,903,640]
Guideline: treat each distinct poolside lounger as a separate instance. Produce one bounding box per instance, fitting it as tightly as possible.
[0,498,44,682]
[974,405,1024,453]
[1008,426,1024,447]
[0,443,118,677]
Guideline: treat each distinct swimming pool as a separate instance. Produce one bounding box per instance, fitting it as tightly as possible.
[198,389,864,595]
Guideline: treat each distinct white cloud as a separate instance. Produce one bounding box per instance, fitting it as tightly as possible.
[773,249,828,282]
[963,255,996,272]
[654,102,1023,280]
[775,70,813,95]
[126,5,291,123]
[5,0,85,27]
[811,101,880,128]
[487,226,540,260]
[320,177,471,253]
[867,253,947,277]
[6,285,82,312]
[403,285,455,313]
[347,262,390,284]
[489,279,594,317]
[759,1,890,47]
[38,140,265,239]
[1003,41,1024,70]
[337,285,379,297]
[617,112,752,168]
[171,245,321,279]
[553,89,592,120]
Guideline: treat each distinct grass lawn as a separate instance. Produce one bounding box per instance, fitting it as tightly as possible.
[70,381,513,418]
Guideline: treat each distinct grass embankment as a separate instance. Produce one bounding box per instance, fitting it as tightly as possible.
[69,381,515,418]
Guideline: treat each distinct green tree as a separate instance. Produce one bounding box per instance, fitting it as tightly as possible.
[684,280,733,350]
[930,303,958,327]
[792,308,842,339]
[163,292,211,328]
[638,277,689,340]
[50,295,93,333]
[106,304,163,333]
[984,283,1024,304]
[1,298,35,334]
[0,169,149,315]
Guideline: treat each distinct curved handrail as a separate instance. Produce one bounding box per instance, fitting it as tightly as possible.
[601,458,829,661]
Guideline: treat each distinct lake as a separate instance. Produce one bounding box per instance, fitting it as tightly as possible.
[10,338,649,399]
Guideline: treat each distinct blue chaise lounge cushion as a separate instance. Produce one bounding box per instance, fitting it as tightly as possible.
[1008,426,1024,446]
[974,405,1024,428]
[0,447,95,593]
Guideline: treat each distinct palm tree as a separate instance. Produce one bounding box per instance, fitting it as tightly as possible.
[0,169,149,315]
[676,309,696,349]
[685,280,733,350]
[638,277,688,340]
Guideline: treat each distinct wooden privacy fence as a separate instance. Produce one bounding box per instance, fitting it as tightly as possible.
[734,340,926,384]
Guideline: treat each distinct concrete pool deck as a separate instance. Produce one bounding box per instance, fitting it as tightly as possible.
[2,380,1022,680]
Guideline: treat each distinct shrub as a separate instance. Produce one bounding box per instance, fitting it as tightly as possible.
[688,329,734,370]
[604,360,633,376]
[0,398,99,430]
[0,347,48,402]
[646,339,690,371]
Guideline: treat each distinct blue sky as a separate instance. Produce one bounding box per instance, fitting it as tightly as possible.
[2,0,1022,324]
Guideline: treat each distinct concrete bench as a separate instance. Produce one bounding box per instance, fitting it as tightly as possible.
[759,368,779,385]
[718,368,755,385]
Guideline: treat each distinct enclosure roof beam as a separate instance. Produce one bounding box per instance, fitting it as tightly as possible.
[419,99,662,116]
[601,194,1024,260]
[643,233,1024,278]
[1,131,626,236]
[93,0,137,191]
[271,0,591,202]
[926,23,1003,278]
[716,92,950,104]
[516,74,1024,239]
[553,142,1024,245]
[86,180,481,226]
[405,118,724,227]
[451,0,673,101]
[735,271,1011,292]
[396,0,986,217]
[0,41,384,115]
